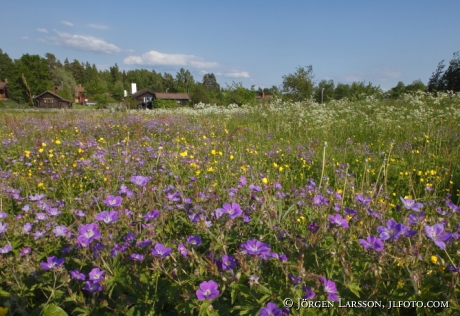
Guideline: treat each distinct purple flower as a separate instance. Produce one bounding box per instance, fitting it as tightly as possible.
[239,176,247,186]
[69,270,86,281]
[425,223,452,249]
[400,197,423,212]
[446,199,460,212]
[187,235,202,247]
[35,212,48,221]
[0,222,7,234]
[136,239,152,248]
[83,281,102,293]
[329,214,349,228]
[408,212,425,225]
[0,211,6,219]
[359,235,384,252]
[196,280,220,300]
[377,219,404,240]
[40,256,65,270]
[151,243,172,258]
[366,209,381,219]
[53,225,69,237]
[95,210,119,224]
[33,230,46,240]
[20,247,32,256]
[47,207,61,216]
[129,253,144,261]
[118,184,134,197]
[144,210,160,220]
[249,184,262,192]
[308,221,319,234]
[303,286,316,300]
[313,195,329,206]
[177,243,188,257]
[89,268,105,282]
[29,193,45,201]
[288,273,303,285]
[221,254,237,271]
[104,195,122,207]
[131,175,150,187]
[259,302,283,316]
[77,223,101,247]
[215,202,243,219]
[0,244,12,254]
[355,193,371,206]
[321,277,339,301]
[240,239,271,257]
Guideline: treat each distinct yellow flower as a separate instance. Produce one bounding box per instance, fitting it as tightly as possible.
[41,142,47,147]
[431,256,438,264]
[24,150,31,158]
[38,182,44,188]
[78,148,84,153]
[39,148,44,153]
[211,150,217,155]
[179,151,188,157]
[262,178,268,184]
[55,139,61,145]
[0,307,8,316]
[230,155,234,160]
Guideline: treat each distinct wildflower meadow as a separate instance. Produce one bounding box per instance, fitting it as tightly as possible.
[1,92,460,315]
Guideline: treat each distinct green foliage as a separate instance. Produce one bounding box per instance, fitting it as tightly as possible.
[190,83,212,104]
[153,99,181,108]
[202,73,220,93]
[92,94,114,109]
[314,79,335,103]
[175,68,195,93]
[223,82,256,105]
[282,65,314,101]
[428,51,460,92]
[0,48,14,82]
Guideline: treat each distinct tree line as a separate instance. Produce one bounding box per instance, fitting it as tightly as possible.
[0,48,458,106]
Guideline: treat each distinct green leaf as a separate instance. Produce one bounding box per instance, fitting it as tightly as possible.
[42,304,69,316]
[280,203,297,221]
[0,287,10,297]
[347,283,361,298]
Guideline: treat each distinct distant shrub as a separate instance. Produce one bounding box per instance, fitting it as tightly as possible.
[153,99,181,109]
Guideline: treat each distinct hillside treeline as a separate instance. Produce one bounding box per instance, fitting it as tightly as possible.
[0,48,458,106]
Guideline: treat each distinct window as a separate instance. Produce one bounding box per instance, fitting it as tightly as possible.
[44,98,54,103]
[144,97,152,103]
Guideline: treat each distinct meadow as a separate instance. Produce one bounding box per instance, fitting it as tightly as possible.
[1,92,460,315]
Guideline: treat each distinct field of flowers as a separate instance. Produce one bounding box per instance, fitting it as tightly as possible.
[1,92,460,315]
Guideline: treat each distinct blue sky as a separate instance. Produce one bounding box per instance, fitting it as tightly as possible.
[1,0,459,91]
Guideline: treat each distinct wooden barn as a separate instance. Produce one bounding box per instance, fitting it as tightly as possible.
[34,91,73,109]
[131,88,190,109]
[0,79,7,100]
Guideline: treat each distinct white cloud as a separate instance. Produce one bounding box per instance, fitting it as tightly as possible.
[88,23,110,30]
[124,50,219,68]
[21,36,30,41]
[225,71,250,78]
[61,21,74,27]
[54,30,121,54]
[343,68,402,83]
[37,28,48,33]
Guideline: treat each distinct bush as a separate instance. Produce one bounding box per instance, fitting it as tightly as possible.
[153,99,181,109]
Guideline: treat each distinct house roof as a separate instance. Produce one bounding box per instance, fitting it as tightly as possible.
[131,88,190,100]
[154,92,190,100]
[0,82,7,89]
[131,88,155,98]
[33,91,73,103]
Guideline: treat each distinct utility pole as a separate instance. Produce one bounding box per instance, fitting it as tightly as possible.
[321,88,324,104]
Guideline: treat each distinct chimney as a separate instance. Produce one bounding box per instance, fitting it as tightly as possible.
[124,90,127,97]
[131,83,137,94]
[4,78,7,84]
[262,92,265,99]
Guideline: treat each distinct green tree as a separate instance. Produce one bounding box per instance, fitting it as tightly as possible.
[282,65,314,101]
[0,49,14,82]
[405,80,426,93]
[223,82,255,106]
[334,83,351,100]
[441,51,460,92]
[175,68,194,93]
[8,54,51,104]
[163,73,176,92]
[52,68,77,101]
[190,83,211,104]
[314,79,335,103]
[388,81,406,99]
[202,73,220,93]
